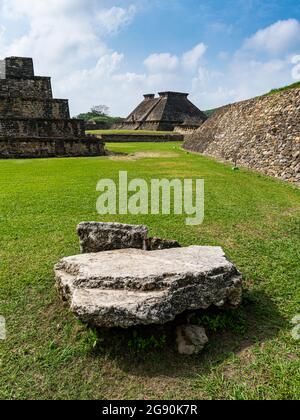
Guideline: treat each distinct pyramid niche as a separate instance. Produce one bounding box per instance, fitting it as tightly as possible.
[117,91,208,131]
[0,57,104,158]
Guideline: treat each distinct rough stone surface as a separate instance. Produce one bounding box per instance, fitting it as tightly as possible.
[183,88,300,186]
[97,133,183,143]
[77,222,181,253]
[116,91,207,131]
[0,57,105,158]
[0,137,105,159]
[55,246,243,328]
[0,57,34,79]
[77,222,148,254]
[174,125,200,135]
[147,237,181,250]
[177,325,209,355]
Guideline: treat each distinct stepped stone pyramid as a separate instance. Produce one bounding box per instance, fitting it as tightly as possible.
[0,57,104,158]
[117,91,207,131]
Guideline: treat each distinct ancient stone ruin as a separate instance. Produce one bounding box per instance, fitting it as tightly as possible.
[183,87,300,186]
[116,91,207,132]
[0,57,105,158]
[55,222,243,354]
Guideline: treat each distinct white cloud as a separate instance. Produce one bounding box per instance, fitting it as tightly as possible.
[96,6,137,35]
[190,19,300,110]
[291,55,300,80]
[143,43,207,75]
[0,0,136,77]
[182,43,207,70]
[244,19,300,54]
[2,0,78,18]
[144,53,179,73]
[192,53,294,111]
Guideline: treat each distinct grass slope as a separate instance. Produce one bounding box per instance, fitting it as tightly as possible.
[0,142,299,400]
[267,81,300,96]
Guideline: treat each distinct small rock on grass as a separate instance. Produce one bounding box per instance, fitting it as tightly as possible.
[177,325,209,355]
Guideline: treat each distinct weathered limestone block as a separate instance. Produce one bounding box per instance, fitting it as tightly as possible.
[77,222,148,254]
[55,246,243,328]
[177,325,209,355]
[147,237,181,250]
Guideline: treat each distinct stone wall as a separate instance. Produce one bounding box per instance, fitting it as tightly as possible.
[0,118,85,139]
[0,98,70,119]
[0,137,105,159]
[115,121,161,131]
[183,88,300,185]
[0,57,34,79]
[0,77,52,99]
[174,125,199,135]
[98,133,183,143]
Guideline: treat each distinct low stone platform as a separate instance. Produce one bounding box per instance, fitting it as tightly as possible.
[96,133,183,143]
[55,246,242,329]
[0,136,105,159]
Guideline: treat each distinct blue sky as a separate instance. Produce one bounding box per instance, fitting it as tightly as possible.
[0,0,300,116]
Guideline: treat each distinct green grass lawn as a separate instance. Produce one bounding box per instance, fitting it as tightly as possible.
[0,142,299,400]
[86,129,176,136]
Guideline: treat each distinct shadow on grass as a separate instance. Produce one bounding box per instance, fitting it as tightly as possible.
[89,289,288,379]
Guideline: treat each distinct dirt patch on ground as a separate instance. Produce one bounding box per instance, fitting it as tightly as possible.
[108,151,180,161]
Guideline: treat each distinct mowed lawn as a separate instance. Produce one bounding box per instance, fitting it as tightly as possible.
[0,142,299,400]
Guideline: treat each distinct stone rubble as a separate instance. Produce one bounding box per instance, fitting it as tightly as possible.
[55,223,243,355]
[177,325,209,355]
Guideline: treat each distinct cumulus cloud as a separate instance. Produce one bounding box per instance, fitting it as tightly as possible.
[191,19,300,110]
[243,19,300,54]
[144,53,179,73]
[291,55,300,80]
[96,6,137,35]
[144,43,207,74]
[0,0,136,77]
[182,43,207,70]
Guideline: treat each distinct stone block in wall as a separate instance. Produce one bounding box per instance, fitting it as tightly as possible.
[4,57,34,79]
